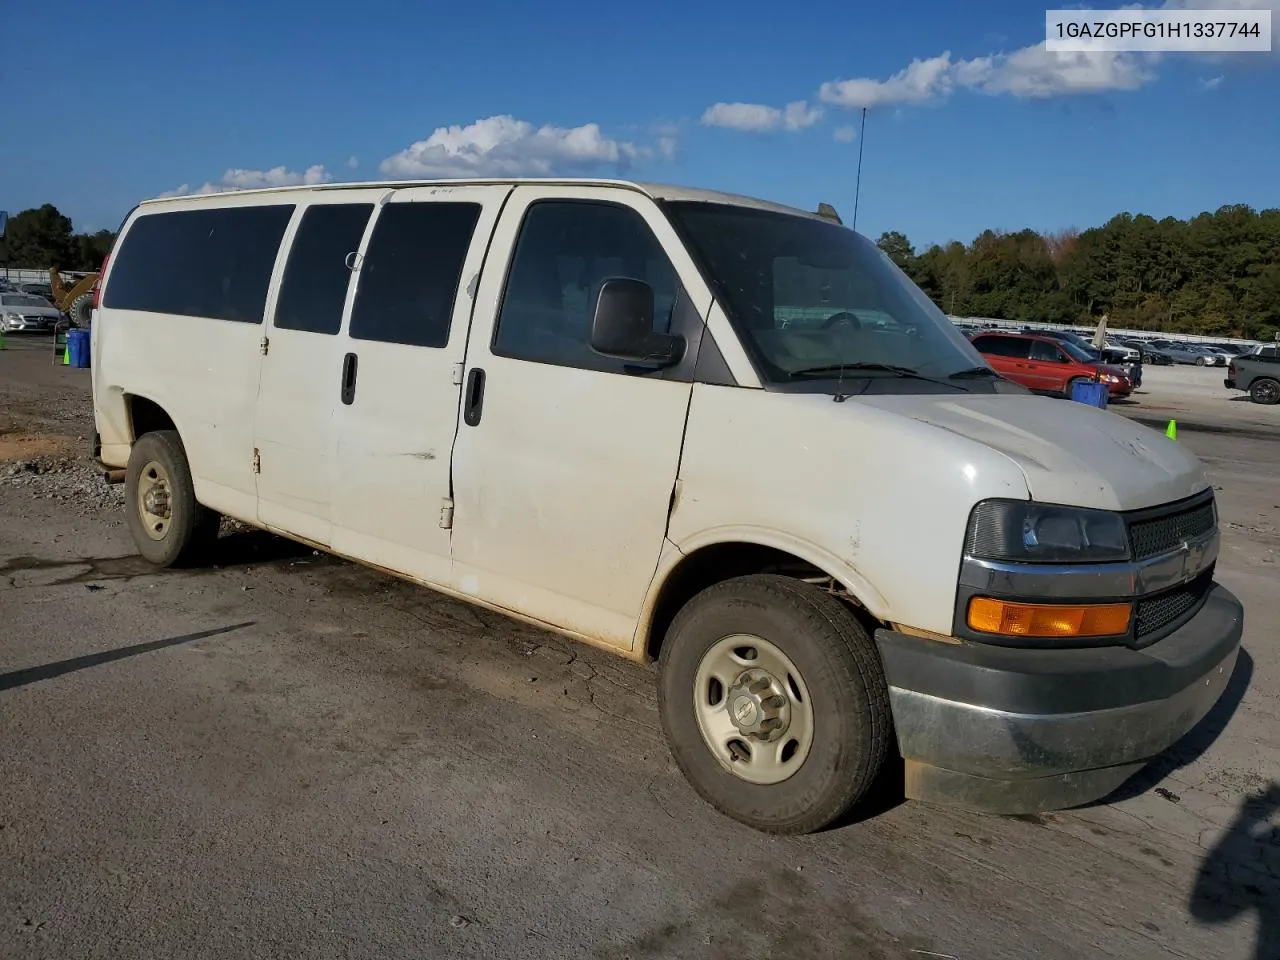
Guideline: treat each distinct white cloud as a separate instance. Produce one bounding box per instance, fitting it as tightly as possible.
[818,45,1154,110]
[961,46,1154,97]
[159,164,332,197]
[819,54,956,109]
[346,156,360,169]
[221,165,332,189]
[701,100,822,132]
[833,125,859,142]
[379,115,648,178]
[1200,74,1225,89]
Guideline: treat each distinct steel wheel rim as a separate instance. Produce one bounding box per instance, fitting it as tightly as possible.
[692,634,815,785]
[1257,381,1280,404]
[136,460,173,541]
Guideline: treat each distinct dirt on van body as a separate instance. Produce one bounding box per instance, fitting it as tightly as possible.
[1,334,1278,960]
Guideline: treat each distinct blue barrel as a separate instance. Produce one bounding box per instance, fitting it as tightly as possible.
[1069,379,1108,408]
[67,329,91,368]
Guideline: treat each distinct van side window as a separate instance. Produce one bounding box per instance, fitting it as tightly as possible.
[102,205,294,323]
[349,202,481,348]
[1029,340,1063,362]
[974,336,1028,359]
[275,204,373,335]
[492,201,679,373]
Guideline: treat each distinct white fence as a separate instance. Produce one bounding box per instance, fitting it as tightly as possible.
[946,316,1265,348]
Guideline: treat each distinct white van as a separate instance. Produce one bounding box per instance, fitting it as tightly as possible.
[91,179,1242,834]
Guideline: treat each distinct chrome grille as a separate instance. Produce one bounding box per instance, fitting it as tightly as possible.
[1127,495,1216,561]
[1136,568,1214,639]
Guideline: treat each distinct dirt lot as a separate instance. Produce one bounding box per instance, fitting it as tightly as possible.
[2,335,1278,960]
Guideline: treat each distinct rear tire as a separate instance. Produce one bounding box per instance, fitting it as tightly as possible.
[1250,378,1280,406]
[125,430,220,567]
[657,574,892,834]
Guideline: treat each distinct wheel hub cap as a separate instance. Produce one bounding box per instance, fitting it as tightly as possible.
[726,670,790,741]
[691,634,815,785]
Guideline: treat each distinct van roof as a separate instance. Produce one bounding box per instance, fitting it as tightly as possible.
[136,178,829,222]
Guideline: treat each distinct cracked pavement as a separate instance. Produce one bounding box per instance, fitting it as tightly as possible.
[1,339,1278,959]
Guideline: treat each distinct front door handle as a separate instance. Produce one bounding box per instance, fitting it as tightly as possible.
[341,352,358,405]
[463,367,486,426]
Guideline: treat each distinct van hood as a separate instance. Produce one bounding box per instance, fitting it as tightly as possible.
[857,393,1208,511]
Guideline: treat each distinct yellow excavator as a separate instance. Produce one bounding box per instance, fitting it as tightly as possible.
[49,268,100,328]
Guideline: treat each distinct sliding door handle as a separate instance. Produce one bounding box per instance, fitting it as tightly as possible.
[463,367,486,426]
[341,352,358,405]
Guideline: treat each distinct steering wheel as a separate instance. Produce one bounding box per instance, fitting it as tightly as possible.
[820,310,862,330]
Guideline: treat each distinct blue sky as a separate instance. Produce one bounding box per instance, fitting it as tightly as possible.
[2,0,1276,249]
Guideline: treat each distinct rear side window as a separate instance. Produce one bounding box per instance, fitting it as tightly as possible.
[103,205,294,323]
[349,202,481,348]
[1029,340,1063,362]
[974,336,1029,359]
[275,204,373,335]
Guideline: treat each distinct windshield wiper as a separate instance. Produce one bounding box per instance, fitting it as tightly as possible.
[790,362,970,392]
[948,366,1000,379]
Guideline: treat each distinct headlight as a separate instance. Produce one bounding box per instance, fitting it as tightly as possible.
[1101,374,1120,383]
[965,500,1130,564]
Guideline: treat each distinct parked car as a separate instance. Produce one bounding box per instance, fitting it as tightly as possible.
[0,292,62,333]
[1225,345,1280,404]
[91,177,1238,834]
[970,331,1133,399]
[1145,339,1222,366]
[1121,339,1175,365]
[16,282,54,300]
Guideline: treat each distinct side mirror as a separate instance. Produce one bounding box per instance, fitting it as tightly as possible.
[588,277,685,366]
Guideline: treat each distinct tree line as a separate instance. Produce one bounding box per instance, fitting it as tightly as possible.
[877,203,1280,341]
[4,200,1277,340]
[1,204,116,273]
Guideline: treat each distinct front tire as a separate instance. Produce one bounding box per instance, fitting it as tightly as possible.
[657,574,892,834]
[125,431,220,567]
[68,292,94,329]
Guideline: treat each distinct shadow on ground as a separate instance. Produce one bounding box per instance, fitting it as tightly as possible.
[1191,782,1280,960]
[1101,647,1254,805]
[0,621,254,692]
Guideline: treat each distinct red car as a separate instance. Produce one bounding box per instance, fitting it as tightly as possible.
[970,332,1133,399]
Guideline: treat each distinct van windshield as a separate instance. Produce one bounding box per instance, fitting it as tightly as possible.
[662,201,986,384]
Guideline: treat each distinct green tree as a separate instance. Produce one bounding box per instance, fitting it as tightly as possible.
[0,204,76,269]
[888,202,1279,339]
[875,230,915,270]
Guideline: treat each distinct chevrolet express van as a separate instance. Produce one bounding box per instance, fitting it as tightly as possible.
[91,179,1243,834]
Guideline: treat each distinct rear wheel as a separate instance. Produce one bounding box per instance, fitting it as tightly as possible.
[125,431,220,567]
[657,574,892,834]
[1250,378,1280,406]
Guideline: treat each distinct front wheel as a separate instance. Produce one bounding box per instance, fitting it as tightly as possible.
[1196,357,1207,366]
[1250,378,1280,406]
[125,430,220,567]
[657,574,892,834]
[67,292,94,329]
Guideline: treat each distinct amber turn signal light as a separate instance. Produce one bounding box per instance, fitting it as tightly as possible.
[967,597,1132,638]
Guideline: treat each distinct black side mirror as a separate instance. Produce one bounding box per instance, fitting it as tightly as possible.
[588,277,684,366]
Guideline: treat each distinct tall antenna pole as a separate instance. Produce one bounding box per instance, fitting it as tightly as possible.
[851,106,867,231]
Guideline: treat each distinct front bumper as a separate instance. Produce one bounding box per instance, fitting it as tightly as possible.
[876,583,1243,814]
